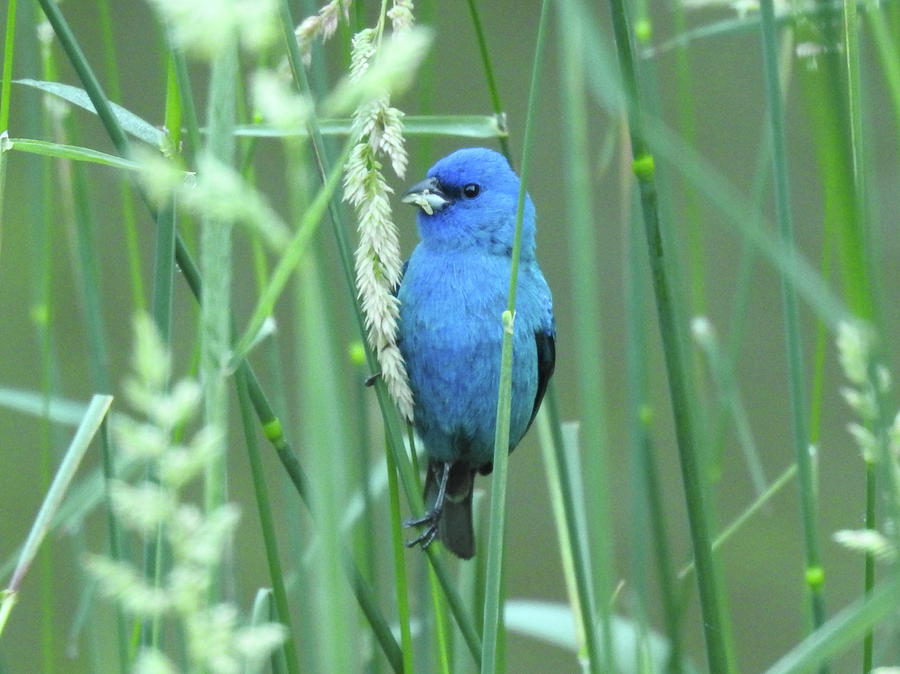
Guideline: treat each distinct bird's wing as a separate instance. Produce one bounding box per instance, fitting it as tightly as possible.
[527,327,556,431]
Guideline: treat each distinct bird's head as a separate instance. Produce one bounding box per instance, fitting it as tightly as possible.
[401,147,536,256]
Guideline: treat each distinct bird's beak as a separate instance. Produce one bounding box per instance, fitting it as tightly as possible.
[401,176,450,215]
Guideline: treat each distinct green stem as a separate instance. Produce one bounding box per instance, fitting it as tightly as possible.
[605,0,730,670]
[758,0,828,641]
[625,214,683,672]
[481,3,550,672]
[0,0,17,266]
[383,441,415,674]
[236,370,300,674]
[464,0,512,160]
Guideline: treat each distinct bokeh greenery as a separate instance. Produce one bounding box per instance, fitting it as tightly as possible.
[1,0,899,672]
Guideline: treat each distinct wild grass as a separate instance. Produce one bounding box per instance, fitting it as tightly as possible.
[1,0,899,672]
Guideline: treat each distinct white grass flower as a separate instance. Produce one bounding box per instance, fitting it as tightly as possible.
[139,151,292,251]
[169,503,241,568]
[113,417,169,462]
[133,649,178,674]
[339,14,431,422]
[847,422,878,463]
[188,154,292,250]
[84,555,171,615]
[87,314,286,672]
[295,0,353,65]
[158,427,223,489]
[234,623,289,665]
[148,0,279,59]
[326,27,433,115]
[840,386,877,421]
[833,529,896,561]
[251,69,313,131]
[690,315,714,346]
[387,0,415,32]
[837,320,871,386]
[109,480,177,535]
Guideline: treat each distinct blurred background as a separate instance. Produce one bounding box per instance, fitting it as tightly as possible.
[1,0,899,672]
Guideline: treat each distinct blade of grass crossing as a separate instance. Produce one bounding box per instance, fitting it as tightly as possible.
[481,3,550,672]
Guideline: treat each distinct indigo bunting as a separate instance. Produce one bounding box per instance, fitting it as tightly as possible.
[398,147,555,559]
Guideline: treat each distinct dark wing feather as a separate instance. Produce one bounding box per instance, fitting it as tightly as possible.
[526,330,556,431]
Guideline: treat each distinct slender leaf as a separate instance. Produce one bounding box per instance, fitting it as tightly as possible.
[0,395,113,635]
[4,137,139,170]
[14,78,165,148]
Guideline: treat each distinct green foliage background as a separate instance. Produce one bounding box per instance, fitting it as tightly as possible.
[1,0,899,672]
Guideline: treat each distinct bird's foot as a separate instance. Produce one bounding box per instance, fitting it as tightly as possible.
[403,509,441,550]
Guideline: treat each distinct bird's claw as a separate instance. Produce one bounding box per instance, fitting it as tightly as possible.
[404,510,439,549]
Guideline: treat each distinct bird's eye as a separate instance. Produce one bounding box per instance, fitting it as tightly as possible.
[462,183,481,199]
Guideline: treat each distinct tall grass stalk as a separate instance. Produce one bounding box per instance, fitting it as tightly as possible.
[236,371,300,674]
[555,6,613,671]
[463,0,512,160]
[199,44,236,522]
[604,0,730,668]
[0,0,17,266]
[625,204,683,672]
[480,3,549,672]
[758,0,828,644]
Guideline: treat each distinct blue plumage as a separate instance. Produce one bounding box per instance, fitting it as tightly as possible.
[397,148,555,558]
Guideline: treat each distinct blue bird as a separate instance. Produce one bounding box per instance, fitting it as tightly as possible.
[397,147,555,559]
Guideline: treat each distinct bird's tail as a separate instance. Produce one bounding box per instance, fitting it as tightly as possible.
[425,461,475,559]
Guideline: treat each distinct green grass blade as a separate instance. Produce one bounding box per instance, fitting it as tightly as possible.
[236,371,300,674]
[0,0,17,265]
[14,79,165,148]
[230,139,351,363]
[555,4,615,669]
[0,387,90,425]
[602,0,731,666]
[464,0,512,158]
[199,43,236,522]
[0,0,15,133]
[678,464,798,580]
[481,3,550,672]
[759,0,828,641]
[763,577,900,674]
[0,395,113,636]
[3,137,139,169]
